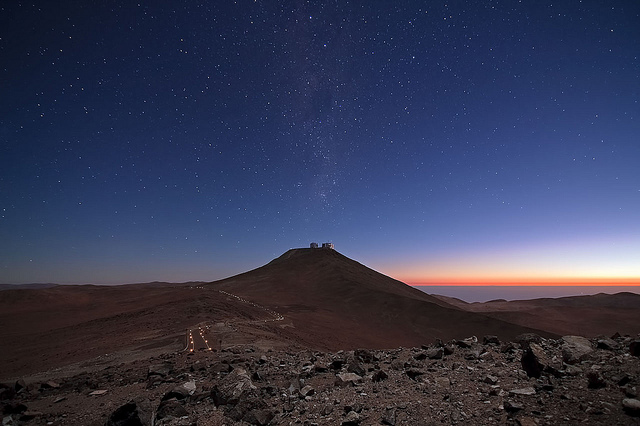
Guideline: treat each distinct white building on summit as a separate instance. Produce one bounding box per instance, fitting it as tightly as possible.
[310,242,334,249]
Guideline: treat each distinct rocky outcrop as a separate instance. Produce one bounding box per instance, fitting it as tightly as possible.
[5,333,640,425]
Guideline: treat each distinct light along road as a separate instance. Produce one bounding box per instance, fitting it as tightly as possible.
[218,290,285,322]
[184,324,214,352]
[182,290,285,353]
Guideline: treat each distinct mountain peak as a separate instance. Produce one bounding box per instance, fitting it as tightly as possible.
[214,249,557,350]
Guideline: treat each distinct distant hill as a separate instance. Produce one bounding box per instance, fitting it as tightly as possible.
[433,292,640,337]
[0,283,58,291]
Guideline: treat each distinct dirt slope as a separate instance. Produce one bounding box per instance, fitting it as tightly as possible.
[211,249,555,350]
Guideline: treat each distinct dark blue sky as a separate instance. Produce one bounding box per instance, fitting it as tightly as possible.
[1,1,639,284]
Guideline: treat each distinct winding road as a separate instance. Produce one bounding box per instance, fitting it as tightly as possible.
[183,290,285,352]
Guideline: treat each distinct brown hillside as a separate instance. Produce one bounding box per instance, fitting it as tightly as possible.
[437,291,640,337]
[212,248,556,350]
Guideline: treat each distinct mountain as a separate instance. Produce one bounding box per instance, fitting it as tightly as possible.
[433,292,640,337]
[0,248,554,379]
[211,248,556,350]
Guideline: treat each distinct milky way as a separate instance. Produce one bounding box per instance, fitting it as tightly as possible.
[1,1,639,284]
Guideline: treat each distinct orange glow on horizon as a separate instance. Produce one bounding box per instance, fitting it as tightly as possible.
[406,277,640,286]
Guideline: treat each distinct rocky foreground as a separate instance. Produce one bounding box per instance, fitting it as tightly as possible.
[2,334,640,426]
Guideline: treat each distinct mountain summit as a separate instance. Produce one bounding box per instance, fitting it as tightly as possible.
[213,248,555,349]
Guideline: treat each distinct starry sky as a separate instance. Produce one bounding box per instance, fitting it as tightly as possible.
[1,1,639,286]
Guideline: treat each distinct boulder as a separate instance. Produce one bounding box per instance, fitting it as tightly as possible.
[347,360,365,376]
[629,340,640,357]
[14,379,26,394]
[483,375,498,385]
[521,342,548,378]
[561,336,593,364]
[210,368,257,407]
[596,337,618,351]
[509,387,536,396]
[335,373,362,387]
[503,401,523,413]
[587,371,606,389]
[622,398,640,417]
[147,362,173,378]
[342,410,361,425]
[515,333,542,347]
[382,407,396,425]
[246,409,275,425]
[39,381,60,390]
[300,385,315,397]
[405,368,424,381]
[372,370,388,382]
[354,349,376,363]
[161,381,195,401]
[155,398,188,421]
[483,335,500,345]
[426,347,444,359]
[105,401,149,426]
[455,336,477,348]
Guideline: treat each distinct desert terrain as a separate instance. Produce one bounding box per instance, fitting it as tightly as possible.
[1,248,639,425]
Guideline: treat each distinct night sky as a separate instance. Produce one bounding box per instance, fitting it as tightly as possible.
[1,1,639,285]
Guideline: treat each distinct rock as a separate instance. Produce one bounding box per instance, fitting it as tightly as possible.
[509,387,536,396]
[501,342,517,353]
[89,390,108,396]
[330,359,345,370]
[335,373,362,387]
[563,364,583,376]
[504,401,523,413]
[629,340,640,357]
[18,411,42,421]
[300,385,315,397]
[155,398,188,421]
[342,410,361,425]
[405,368,424,381]
[515,333,542,347]
[354,349,375,363]
[587,371,606,389]
[622,398,640,417]
[2,403,27,415]
[483,335,500,345]
[147,362,173,378]
[247,409,275,425]
[210,368,257,406]
[455,337,477,348]
[483,375,498,385]
[596,337,618,350]
[561,336,593,364]
[347,360,365,376]
[382,407,396,425]
[39,381,60,390]
[372,370,388,382]
[13,380,26,394]
[521,342,548,378]
[426,347,444,359]
[464,345,482,360]
[0,383,15,400]
[435,377,450,387]
[313,362,329,373]
[105,401,148,426]
[517,417,537,426]
[162,385,190,401]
